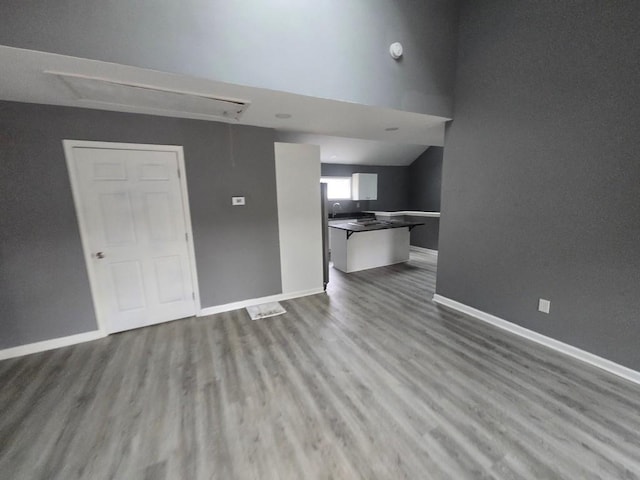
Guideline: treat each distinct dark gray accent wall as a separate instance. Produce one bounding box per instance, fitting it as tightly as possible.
[438,1,640,369]
[0,101,281,349]
[407,147,443,250]
[321,164,410,213]
[0,1,459,117]
[407,216,440,251]
[408,146,443,212]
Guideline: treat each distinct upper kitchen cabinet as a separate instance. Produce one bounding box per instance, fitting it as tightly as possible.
[352,173,377,201]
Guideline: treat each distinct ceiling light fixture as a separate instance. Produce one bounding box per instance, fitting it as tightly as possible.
[385,127,399,131]
[275,113,292,119]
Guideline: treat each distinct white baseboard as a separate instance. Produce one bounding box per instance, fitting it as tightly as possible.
[0,330,106,361]
[198,287,325,317]
[410,245,438,256]
[0,288,326,361]
[432,294,640,386]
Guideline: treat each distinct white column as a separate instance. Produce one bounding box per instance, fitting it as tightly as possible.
[274,142,323,294]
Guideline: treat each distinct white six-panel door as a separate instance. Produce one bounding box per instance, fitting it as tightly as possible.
[64,141,198,334]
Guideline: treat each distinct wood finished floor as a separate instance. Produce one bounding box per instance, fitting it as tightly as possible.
[1,251,640,479]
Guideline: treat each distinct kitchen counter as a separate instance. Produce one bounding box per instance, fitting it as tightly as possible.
[329,220,423,273]
[365,211,441,251]
[329,219,423,238]
[364,210,440,218]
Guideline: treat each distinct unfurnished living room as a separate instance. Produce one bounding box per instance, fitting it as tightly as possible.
[1,1,640,479]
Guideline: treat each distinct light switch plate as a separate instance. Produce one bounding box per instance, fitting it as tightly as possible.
[232,196,246,206]
[538,298,551,314]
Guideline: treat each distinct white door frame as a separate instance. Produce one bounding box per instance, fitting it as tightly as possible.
[63,140,201,334]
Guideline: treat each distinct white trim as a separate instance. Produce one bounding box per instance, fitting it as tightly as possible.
[432,294,640,386]
[198,288,325,318]
[0,330,105,361]
[63,140,108,334]
[410,245,438,256]
[172,146,202,316]
[62,140,201,335]
[365,210,441,218]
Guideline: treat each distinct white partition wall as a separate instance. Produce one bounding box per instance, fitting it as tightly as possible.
[274,143,324,295]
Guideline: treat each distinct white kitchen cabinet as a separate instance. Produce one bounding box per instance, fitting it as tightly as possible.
[351,173,377,200]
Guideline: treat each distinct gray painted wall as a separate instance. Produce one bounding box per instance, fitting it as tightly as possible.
[407,146,443,249]
[0,101,282,349]
[408,146,443,212]
[408,216,440,251]
[438,1,640,369]
[0,0,459,117]
[321,163,410,213]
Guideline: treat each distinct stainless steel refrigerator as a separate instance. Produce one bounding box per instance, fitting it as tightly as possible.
[320,183,329,290]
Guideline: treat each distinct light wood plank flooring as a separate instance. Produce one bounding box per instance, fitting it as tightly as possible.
[1,251,640,479]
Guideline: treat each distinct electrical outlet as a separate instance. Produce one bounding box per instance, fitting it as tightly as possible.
[232,196,246,206]
[538,298,551,314]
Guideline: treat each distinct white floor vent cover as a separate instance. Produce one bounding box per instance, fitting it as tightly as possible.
[246,302,286,321]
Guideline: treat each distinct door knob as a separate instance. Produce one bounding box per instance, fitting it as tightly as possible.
[95,252,105,259]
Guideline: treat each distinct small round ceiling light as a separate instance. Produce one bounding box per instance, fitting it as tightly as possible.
[389,42,403,60]
[385,127,399,132]
[275,113,292,119]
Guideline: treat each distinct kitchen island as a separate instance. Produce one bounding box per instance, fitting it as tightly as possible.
[329,220,423,273]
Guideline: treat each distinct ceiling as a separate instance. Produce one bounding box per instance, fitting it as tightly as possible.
[276,132,429,166]
[0,46,448,165]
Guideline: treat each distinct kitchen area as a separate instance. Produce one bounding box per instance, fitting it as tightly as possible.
[329,215,423,273]
[320,145,443,275]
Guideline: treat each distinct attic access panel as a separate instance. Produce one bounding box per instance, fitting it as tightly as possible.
[49,72,250,120]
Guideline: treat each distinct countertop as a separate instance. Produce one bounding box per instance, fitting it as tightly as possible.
[364,210,440,218]
[329,219,424,233]
[328,212,375,220]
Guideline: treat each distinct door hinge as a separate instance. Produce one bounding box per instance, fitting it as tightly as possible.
[185,232,189,242]
[177,168,181,179]
[192,292,195,300]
